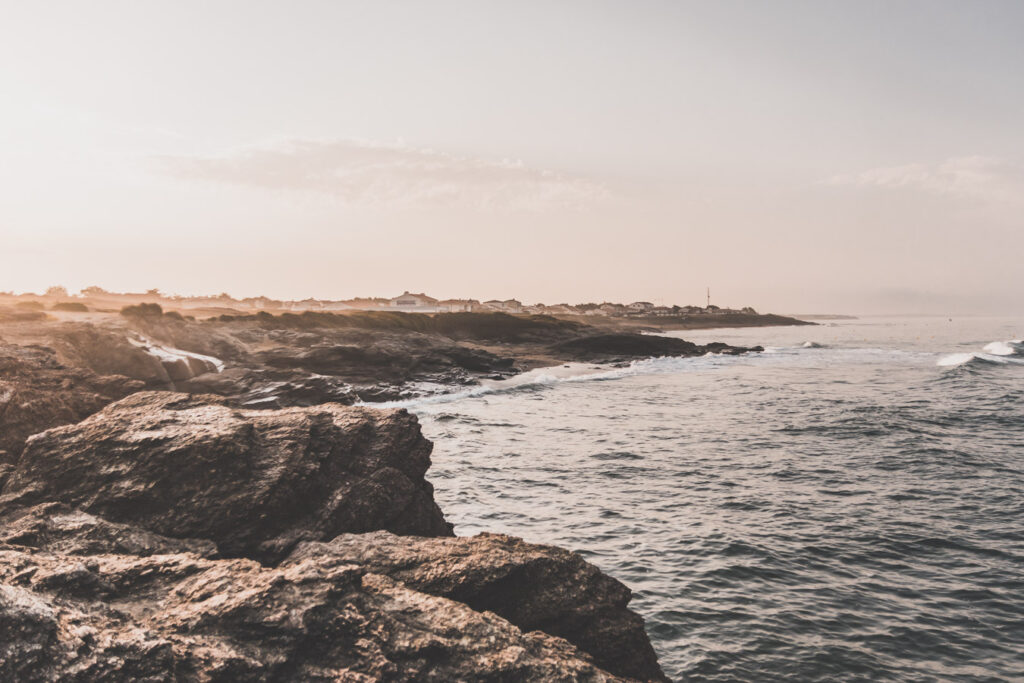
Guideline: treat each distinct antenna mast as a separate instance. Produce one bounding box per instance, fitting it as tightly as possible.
[706,287,710,308]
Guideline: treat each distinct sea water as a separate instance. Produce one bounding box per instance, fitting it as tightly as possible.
[407,316,1023,681]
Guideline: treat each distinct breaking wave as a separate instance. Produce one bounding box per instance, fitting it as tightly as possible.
[938,339,1024,368]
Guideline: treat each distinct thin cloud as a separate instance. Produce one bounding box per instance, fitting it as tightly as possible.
[153,139,607,210]
[825,156,1024,204]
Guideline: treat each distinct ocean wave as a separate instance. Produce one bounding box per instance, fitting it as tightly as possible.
[981,339,1024,356]
[938,339,1024,368]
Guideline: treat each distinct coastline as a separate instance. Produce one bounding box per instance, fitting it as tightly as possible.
[0,308,796,680]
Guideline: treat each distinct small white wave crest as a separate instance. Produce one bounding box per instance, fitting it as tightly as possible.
[981,340,1024,356]
[938,339,1024,368]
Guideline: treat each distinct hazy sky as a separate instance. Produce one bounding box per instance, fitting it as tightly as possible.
[2,1,1022,313]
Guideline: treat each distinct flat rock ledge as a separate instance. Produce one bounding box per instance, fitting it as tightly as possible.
[0,392,668,681]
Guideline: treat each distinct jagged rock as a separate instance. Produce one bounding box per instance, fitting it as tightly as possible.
[0,546,629,682]
[0,343,143,462]
[289,531,668,682]
[0,503,217,558]
[1,392,452,560]
[46,325,174,384]
[179,367,359,408]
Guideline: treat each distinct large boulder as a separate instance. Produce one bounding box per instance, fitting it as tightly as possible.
[0,545,628,682]
[1,392,452,559]
[289,531,668,682]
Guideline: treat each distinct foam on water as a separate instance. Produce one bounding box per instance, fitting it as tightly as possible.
[939,339,1024,368]
[982,339,1024,356]
[128,336,225,372]
[371,344,941,410]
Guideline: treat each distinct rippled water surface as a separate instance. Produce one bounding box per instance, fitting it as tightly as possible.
[408,317,1023,681]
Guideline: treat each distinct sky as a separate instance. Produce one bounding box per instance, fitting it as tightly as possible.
[1,0,1022,314]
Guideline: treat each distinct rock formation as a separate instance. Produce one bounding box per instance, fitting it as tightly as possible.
[2,392,452,560]
[0,546,630,681]
[288,531,667,681]
[0,392,669,681]
[0,342,143,463]
[549,333,763,362]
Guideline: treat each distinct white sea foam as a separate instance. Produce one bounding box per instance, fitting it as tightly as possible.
[937,351,1024,368]
[939,339,1024,367]
[365,344,934,410]
[937,353,980,368]
[128,337,225,372]
[982,340,1024,356]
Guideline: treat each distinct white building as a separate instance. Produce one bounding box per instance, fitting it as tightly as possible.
[501,299,523,314]
[482,299,523,314]
[437,299,480,313]
[389,291,439,309]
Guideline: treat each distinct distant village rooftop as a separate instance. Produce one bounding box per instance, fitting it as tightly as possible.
[1,287,757,318]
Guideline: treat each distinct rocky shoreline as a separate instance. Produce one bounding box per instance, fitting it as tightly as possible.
[0,309,783,680]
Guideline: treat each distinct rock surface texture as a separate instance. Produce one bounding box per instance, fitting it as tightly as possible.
[0,392,668,681]
[0,341,143,463]
[289,531,667,681]
[1,392,452,560]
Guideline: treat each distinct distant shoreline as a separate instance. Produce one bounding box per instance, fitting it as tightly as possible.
[545,311,814,332]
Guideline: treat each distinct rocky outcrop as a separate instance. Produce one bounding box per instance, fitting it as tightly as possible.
[0,378,668,681]
[0,545,628,682]
[549,333,762,362]
[45,325,178,384]
[0,342,143,463]
[289,531,668,681]
[179,367,361,408]
[257,333,515,384]
[1,392,452,560]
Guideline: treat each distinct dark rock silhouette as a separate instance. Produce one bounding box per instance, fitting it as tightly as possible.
[550,333,762,362]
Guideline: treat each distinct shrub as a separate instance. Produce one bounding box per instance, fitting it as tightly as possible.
[52,302,89,312]
[120,302,164,318]
[15,301,45,310]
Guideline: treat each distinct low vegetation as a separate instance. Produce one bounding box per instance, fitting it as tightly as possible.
[213,310,588,341]
[52,302,89,312]
[119,302,165,318]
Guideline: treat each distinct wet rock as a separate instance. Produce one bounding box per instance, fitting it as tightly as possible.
[1,392,452,560]
[289,531,668,682]
[179,367,359,408]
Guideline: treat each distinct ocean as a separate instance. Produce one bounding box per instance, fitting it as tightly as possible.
[395,316,1023,681]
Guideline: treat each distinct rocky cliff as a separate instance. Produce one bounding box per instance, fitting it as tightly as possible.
[0,392,668,681]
